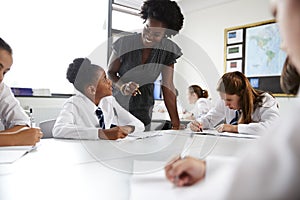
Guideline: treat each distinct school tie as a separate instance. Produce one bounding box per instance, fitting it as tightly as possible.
[229,110,239,125]
[95,107,105,129]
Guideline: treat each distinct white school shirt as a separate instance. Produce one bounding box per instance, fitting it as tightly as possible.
[196,93,280,135]
[190,98,212,118]
[190,93,300,200]
[0,82,29,129]
[53,90,145,139]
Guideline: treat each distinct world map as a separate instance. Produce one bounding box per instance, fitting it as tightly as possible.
[245,23,286,77]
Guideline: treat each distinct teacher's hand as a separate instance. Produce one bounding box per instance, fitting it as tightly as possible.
[120,82,140,96]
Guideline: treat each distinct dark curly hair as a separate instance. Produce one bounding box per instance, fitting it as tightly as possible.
[0,37,12,54]
[67,58,102,93]
[140,0,184,37]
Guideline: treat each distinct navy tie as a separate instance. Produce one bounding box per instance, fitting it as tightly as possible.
[95,107,105,129]
[229,110,239,125]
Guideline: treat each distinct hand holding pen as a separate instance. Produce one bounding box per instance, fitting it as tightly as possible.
[167,132,196,186]
[120,81,141,96]
[189,120,203,132]
[164,156,206,187]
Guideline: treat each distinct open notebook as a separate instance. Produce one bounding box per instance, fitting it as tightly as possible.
[195,129,260,139]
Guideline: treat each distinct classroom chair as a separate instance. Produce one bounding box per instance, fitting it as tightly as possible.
[39,119,56,138]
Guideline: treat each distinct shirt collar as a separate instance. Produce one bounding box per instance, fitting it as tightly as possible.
[74,89,98,113]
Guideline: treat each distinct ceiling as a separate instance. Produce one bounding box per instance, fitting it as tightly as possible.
[113,0,238,13]
[178,0,238,13]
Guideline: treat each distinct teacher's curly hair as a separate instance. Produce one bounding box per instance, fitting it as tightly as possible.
[140,0,184,37]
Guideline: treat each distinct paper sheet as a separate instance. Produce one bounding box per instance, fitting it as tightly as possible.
[129,161,205,200]
[117,131,164,142]
[195,129,259,139]
[0,145,36,164]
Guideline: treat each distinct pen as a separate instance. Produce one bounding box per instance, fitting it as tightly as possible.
[199,126,203,132]
[136,88,142,95]
[191,121,203,132]
[174,132,195,186]
[113,107,119,123]
[29,108,35,127]
[180,132,195,159]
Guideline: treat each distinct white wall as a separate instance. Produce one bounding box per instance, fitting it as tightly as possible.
[16,97,68,126]
[174,0,297,116]
[2,0,109,94]
[179,0,273,75]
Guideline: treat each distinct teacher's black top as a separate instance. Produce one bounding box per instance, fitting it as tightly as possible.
[111,33,182,128]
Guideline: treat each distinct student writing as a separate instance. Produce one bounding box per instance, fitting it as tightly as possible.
[165,0,300,198]
[190,71,280,135]
[0,37,43,146]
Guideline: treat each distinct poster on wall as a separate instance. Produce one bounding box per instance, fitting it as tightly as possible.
[226,44,243,59]
[227,29,243,44]
[224,20,287,96]
[244,23,286,77]
[226,59,242,73]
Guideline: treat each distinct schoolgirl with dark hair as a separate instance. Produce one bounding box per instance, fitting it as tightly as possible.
[184,85,212,119]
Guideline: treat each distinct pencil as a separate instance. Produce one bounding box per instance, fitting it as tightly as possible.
[174,132,195,186]
[136,88,142,95]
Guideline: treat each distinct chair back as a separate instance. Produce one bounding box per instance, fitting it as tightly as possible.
[39,119,56,138]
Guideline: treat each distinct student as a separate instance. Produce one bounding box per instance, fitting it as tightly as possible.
[0,37,43,146]
[165,0,300,198]
[53,58,145,140]
[189,71,280,135]
[108,0,184,131]
[182,85,212,120]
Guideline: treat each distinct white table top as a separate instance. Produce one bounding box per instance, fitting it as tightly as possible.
[0,130,257,200]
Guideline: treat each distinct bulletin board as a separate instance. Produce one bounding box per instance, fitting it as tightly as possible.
[224,19,287,96]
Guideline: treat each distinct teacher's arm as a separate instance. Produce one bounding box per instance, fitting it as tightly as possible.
[107,50,123,89]
[161,64,180,129]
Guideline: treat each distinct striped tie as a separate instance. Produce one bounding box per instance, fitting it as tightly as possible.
[95,107,105,129]
[229,110,239,125]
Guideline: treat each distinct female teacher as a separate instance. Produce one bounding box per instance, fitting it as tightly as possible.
[108,0,184,131]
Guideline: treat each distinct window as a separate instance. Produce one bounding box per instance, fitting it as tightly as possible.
[2,0,109,94]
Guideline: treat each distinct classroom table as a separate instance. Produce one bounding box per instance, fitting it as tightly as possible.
[0,130,257,200]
